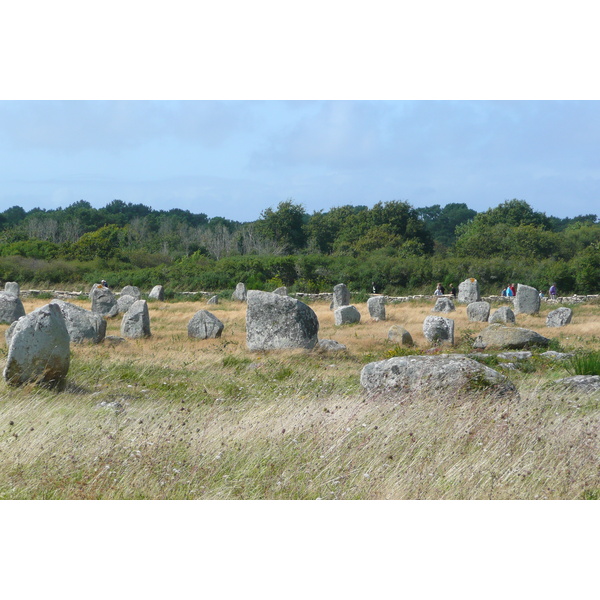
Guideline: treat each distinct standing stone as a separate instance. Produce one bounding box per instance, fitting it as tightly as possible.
[3,303,70,389]
[514,284,540,315]
[273,287,288,296]
[423,316,454,345]
[117,294,137,314]
[473,324,550,349]
[546,307,573,327]
[120,300,151,339]
[90,284,119,318]
[489,305,516,324]
[188,310,224,339]
[334,305,361,325]
[120,285,141,300]
[387,325,413,346]
[246,290,319,351]
[367,296,386,320]
[458,278,481,304]
[467,301,491,322]
[207,295,219,304]
[50,300,106,344]
[0,291,26,324]
[4,282,20,296]
[149,285,165,300]
[432,297,455,313]
[331,283,351,310]
[232,282,247,302]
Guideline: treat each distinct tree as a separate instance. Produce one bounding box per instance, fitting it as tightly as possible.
[256,199,308,254]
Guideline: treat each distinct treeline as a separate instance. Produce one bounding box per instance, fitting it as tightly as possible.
[0,198,599,295]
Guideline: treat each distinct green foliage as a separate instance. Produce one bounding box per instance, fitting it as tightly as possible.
[65,224,126,261]
[256,199,308,253]
[565,351,600,376]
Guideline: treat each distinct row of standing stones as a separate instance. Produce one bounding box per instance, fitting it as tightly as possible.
[1,279,597,396]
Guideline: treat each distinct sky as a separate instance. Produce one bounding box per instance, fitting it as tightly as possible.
[0,100,599,223]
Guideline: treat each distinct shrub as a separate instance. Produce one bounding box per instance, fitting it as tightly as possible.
[565,351,600,376]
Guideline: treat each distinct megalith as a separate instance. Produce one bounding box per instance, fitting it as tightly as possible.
[432,297,455,313]
[331,283,351,310]
[188,310,224,339]
[458,278,481,303]
[387,325,413,346]
[514,284,540,315]
[120,285,141,300]
[117,294,137,314]
[473,324,550,349]
[4,282,20,296]
[207,295,219,304]
[0,291,26,324]
[90,284,118,318]
[489,305,516,324]
[367,296,386,320]
[467,301,491,322]
[120,300,151,338]
[51,300,106,344]
[334,305,361,325]
[149,285,165,301]
[423,316,454,345]
[232,282,247,302]
[546,307,573,327]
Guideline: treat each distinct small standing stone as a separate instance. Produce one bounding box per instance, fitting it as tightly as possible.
[334,305,361,325]
[514,284,540,315]
[467,301,491,322]
[331,283,351,310]
[367,296,386,320]
[120,285,141,300]
[207,295,219,304]
[4,282,20,296]
[489,306,516,324]
[90,284,118,318]
[432,297,455,313]
[188,310,224,339]
[0,291,26,324]
[423,316,454,345]
[232,282,247,302]
[387,325,413,346]
[546,307,573,327]
[117,294,137,314]
[120,300,151,338]
[149,285,165,300]
[458,278,481,303]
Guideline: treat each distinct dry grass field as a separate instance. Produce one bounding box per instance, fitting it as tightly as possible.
[0,296,599,499]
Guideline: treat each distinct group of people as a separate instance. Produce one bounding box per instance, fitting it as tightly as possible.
[434,283,457,297]
[500,283,558,299]
[501,283,517,297]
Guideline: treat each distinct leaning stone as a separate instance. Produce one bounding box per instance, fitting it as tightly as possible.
[473,324,550,349]
[246,290,319,351]
[232,282,247,302]
[120,300,151,339]
[207,295,219,305]
[367,296,386,320]
[148,285,165,301]
[273,287,288,296]
[514,284,540,315]
[120,285,141,300]
[387,325,413,346]
[50,300,106,344]
[90,284,118,318]
[0,291,26,324]
[458,278,481,303]
[3,303,70,389]
[423,316,454,345]
[546,307,573,327]
[117,294,137,314]
[489,306,516,324]
[554,375,600,393]
[188,310,224,339]
[432,297,455,313]
[4,282,20,296]
[334,305,361,325]
[360,355,517,398]
[317,339,347,352]
[467,301,490,322]
[331,283,351,310]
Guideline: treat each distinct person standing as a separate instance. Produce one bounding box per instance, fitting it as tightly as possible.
[506,285,514,297]
[549,283,558,299]
[434,283,445,296]
[508,283,516,296]
[449,283,457,297]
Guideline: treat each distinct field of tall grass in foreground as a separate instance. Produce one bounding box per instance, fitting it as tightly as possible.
[0,297,599,500]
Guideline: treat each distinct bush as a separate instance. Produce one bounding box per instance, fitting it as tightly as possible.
[565,351,600,376]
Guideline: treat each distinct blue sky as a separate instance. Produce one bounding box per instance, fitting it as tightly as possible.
[1,100,598,222]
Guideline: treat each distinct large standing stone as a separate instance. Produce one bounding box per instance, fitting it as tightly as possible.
[188,310,224,339]
[4,282,20,296]
[232,282,247,302]
[360,355,517,398]
[3,303,70,389]
[423,316,454,345]
[489,306,516,324]
[120,300,151,338]
[546,307,573,327]
[90,284,118,318]
[246,290,319,351]
[117,294,137,314]
[473,324,550,349]
[432,297,455,313]
[334,305,361,325]
[120,285,141,300]
[50,300,106,344]
[0,291,26,324]
[467,301,491,322]
[149,285,165,300]
[367,296,386,320]
[514,284,540,315]
[331,283,351,310]
[458,278,481,304]
[387,325,413,346]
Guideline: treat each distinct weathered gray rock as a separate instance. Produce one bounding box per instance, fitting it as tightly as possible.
[432,297,455,313]
[554,375,600,393]
[423,316,454,345]
[360,355,517,397]
[387,325,413,346]
[317,339,347,352]
[331,283,351,310]
[188,310,224,339]
[90,284,118,318]
[539,351,574,361]
[232,282,247,302]
[497,351,532,360]
[514,284,540,315]
[0,291,26,324]
[207,295,219,304]
[120,300,151,339]
[3,303,70,389]
[473,324,550,349]
[148,285,165,301]
[546,307,573,327]
[120,285,141,300]
[246,290,319,351]
[104,336,127,346]
[50,300,106,344]
[4,321,18,346]
[458,278,481,303]
[4,282,20,296]
[489,306,516,324]
[334,305,361,326]
[467,301,490,322]
[367,296,386,320]
[117,294,137,314]
[273,286,288,296]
